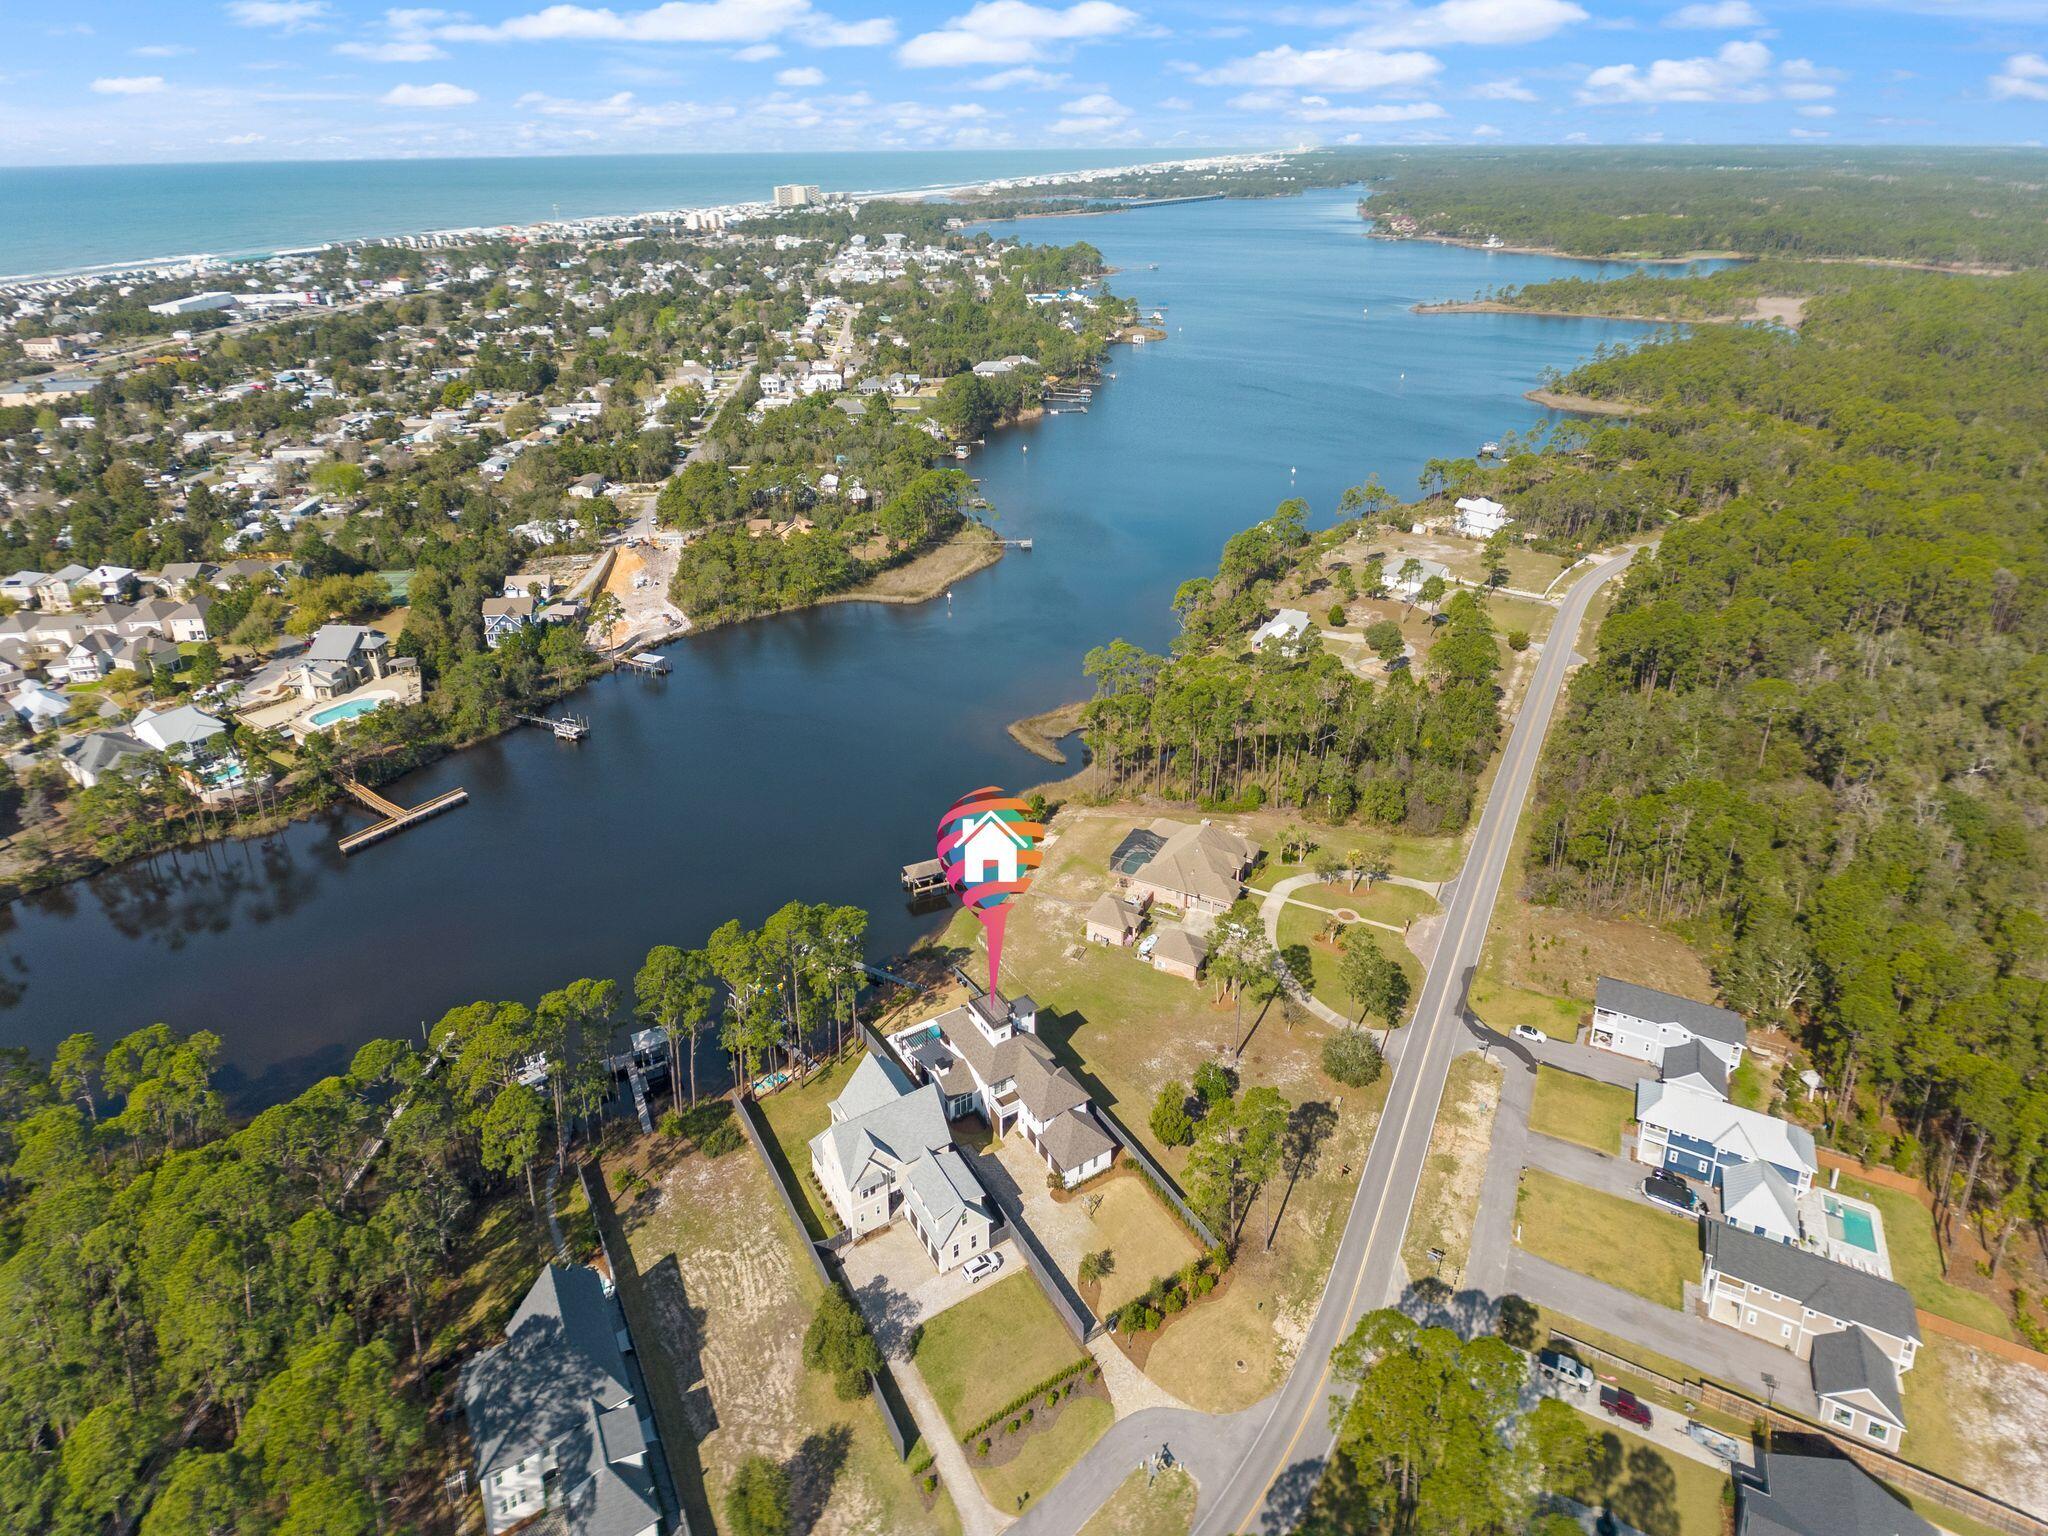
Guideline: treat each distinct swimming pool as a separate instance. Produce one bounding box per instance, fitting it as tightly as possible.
[307,696,387,729]
[1824,1196,1879,1252]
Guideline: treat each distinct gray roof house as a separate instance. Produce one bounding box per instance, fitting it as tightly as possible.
[808,1052,997,1272]
[461,1263,662,1536]
[1591,976,1748,1071]
[1735,1450,1935,1536]
[1661,1037,1729,1100]
[60,728,151,789]
[1703,1222,1922,1449]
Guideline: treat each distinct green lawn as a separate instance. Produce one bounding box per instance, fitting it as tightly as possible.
[1077,1466,1195,1536]
[1276,904,1424,1026]
[1555,1412,1730,1536]
[1530,1066,1634,1155]
[1074,1174,1202,1315]
[977,1394,1115,1514]
[1246,828,1464,888]
[755,1053,857,1240]
[914,1272,1086,1437]
[1729,1055,1771,1112]
[1470,975,1583,1041]
[1515,1167,1701,1309]
[1292,881,1440,928]
[1831,1174,2016,1340]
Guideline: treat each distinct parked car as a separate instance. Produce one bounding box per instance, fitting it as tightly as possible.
[1537,1349,1596,1392]
[1511,1023,1547,1044]
[963,1252,1002,1284]
[1600,1386,1653,1429]
[1642,1171,1701,1216]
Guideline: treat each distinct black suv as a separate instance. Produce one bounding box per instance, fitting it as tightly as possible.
[1641,1171,1700,1215]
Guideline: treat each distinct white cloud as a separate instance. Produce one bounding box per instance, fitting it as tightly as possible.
[1347,0,1587,48]
[1225,90,1443,122]
[1576,40,1835,103]
[222,131,267,144]
[1471,76,1536,99]
[336,39,447,60]
[438,0,889,48]
[381,80,478,106]
[963,65,1073,88]
[1663,0,1763,25]
[1787,125,1827,137]
[1198,44,1442,92]
[92,75,168,95]
[520,89,639,116]
[1990,52,2048,101]
[776,65,827,85]
[225,0,331,30]
[133,44,194,57]
[1157,94,1192,108]
[1470,121,1502,134]
[1797,103,1833,115]
[898,1,1138,68]
[733,43,783,59]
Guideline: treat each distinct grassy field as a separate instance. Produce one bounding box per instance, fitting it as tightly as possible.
[1554,1411,1730,1536]
[1831,1174,2016,1341]
[1469,974,1584,1041]
[1077,1466,1196,1536]
[601,1127,957,1536]
[1515,1167,1701,1309]
[1276,903,1425,1026]
[1401,1053,1503,1287]
[1729,1055,1771,1112]
[1245,826,1465,888]
[914,1273,1085,1437]
[1062,1173,1202,1315]
[1530,1066,1635,1156]
[977,1394,1115,1515]
[757,1052,857,1240]
[1290,880,1440,927]
[932,805,1395,1414]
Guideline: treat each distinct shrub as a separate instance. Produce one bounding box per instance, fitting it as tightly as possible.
[1045,1390,1059,1409]
[978,1438,991,1457]
[724,1456,790,1536]
[1137,1305,1162,1332]
[657,1109,686,1137]
[1193,1061,1234,1107]
[923,1474,938,1493]
[1023,1407,1034,1424]
[802,1287,881,1401]
[1008,1418,1020,1434]
[1162,1289,1186,1315]
[1507,628,1531,652]
[1327,604,1347,627]
[1150,1083,1194,1148]
[1193,1269,1217,1297]
[1322,1027,1385,1088]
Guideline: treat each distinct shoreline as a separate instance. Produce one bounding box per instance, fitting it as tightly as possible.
[2,150,1274,289]
[1524,387,1643,418]
[1370,227,2019,278]
[1005,699,1088,764]
[1415,295,1806,329]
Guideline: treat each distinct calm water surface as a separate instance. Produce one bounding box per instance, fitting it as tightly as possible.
[0,190,1696,1105]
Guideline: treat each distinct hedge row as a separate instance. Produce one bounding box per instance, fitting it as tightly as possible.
[1104,1247,1231,1336]
[958,1358,1097,1446]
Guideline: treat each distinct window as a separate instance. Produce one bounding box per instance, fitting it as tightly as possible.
[1831,1407,1854,1427]
[1869,1423,1888,1443]
[1780,1323,1792,1339]
[1745,1309,1758,1325]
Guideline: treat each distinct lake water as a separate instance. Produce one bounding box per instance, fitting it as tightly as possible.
[0,189,1692,1106]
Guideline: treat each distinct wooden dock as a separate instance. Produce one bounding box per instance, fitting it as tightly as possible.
[337,777,469,854]
[901,857,948,897]
[619,651,671,675]
[518,712,589,740]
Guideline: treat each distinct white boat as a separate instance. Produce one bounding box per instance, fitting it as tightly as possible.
[1480,440,1500,457]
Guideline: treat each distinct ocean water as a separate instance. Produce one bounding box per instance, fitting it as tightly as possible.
[0,189,1690,1106]
[0,149,1179,279]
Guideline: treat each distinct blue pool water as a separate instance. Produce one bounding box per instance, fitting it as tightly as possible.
[1826,1197,1880,1252]
[307,697,385,729]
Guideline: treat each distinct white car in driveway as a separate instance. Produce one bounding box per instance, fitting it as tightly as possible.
[1510,1024,1546,1045]
[963,1252,1003,1284]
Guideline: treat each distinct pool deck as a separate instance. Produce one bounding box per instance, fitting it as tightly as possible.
[238,671,423,742]
[1799,1184,1892,1278]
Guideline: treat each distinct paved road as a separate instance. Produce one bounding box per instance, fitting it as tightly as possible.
[1012,548,1637,1536]
[1194,547,1638,1536]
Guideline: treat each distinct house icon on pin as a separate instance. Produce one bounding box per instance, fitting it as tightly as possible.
[959,811,1029,885]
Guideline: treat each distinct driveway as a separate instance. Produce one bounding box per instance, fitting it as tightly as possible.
[839,1221,1022,1355]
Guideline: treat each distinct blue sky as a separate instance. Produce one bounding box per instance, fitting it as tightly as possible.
[3,0,2044,164]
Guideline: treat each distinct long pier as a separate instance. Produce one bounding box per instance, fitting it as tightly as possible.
[337,777,469,854]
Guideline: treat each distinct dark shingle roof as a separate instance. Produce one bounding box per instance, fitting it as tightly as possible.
[1596,976,1747,1047]
[1706,1223,1921,1345]
[1809,1325,1906,1427]
[1662,1038,1729,1098]
[1738,1451,1936,1536]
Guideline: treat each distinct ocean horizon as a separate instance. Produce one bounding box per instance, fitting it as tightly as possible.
[0,148,1218,281]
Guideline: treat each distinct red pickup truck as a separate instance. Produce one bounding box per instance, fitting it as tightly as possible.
[1599,1386,1653,1429]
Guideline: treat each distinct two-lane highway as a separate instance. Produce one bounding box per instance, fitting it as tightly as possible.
[1192,547,1637,1534]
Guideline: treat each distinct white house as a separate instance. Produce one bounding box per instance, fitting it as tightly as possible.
[889,989,1116,1191]
[807,1053,998,1272]
[1453,496,1512,539]
[1634,1076,1817,1194]
[957,811,1028,887]
[1590,977,1747,1071]
[1250,608,1311,656]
